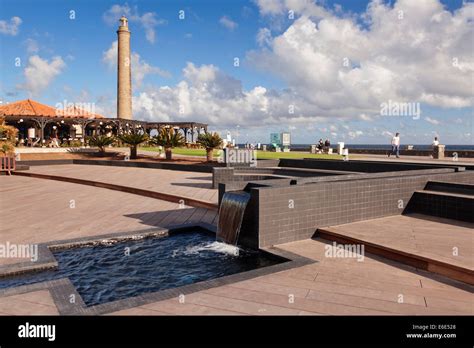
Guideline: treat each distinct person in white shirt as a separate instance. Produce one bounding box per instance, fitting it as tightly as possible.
[432,137,439,146]
[388,132,400,158]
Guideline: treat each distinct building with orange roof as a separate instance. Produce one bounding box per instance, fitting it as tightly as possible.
[1,99,207,147]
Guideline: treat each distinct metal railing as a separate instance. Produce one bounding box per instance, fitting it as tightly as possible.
[0,156,16,175]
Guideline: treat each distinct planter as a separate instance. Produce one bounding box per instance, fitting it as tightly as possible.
[165,147,172,160]
[130,147,138,159]
[206,148,213,162]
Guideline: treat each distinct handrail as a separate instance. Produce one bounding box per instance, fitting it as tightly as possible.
[0,156,16,175]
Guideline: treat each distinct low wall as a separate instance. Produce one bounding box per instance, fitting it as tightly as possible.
[219,168,474,248]
[212,166,341,189]
[18,159,217,173]
[288,146,474,158]
[278,158,458,173]
[73,159,215,173]
[347,148,474,158]
[18,159,74,166]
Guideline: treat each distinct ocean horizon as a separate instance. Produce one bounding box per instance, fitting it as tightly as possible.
[239,144,474,151]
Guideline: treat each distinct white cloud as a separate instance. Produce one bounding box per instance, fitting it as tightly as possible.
[131,62,337,128]
[103,4,166,44]
[248,0,474,119]
[254,0,286,16]
[103,41,171,88]
[24,38,39,54]
[102,41,117,68]
[347,130,364,139]
[17,55,65,97]
[255,0,329,18]
[133,63,267,124]
[0,16,22,36]
[256,28,272,46]
[140,12,161,43]
[424,116,441,125]
[219,16,238,31]
[104,0,472,136]
[358,113,373,121]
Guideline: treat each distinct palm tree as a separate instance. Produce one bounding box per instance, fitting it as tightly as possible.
[197,132,223,162]
[0,141,14,156]
[88,135,115,156]
[0,116,18,156]
[118,133,149,159]
[151,127,185,160]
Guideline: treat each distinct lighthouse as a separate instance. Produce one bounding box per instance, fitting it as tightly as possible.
[117,16,132,120]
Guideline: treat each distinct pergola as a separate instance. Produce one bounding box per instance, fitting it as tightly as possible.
[1,100,208,146]
[146,122,208,142]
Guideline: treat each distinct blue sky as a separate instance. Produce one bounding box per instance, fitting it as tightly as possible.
[0,0,472,144]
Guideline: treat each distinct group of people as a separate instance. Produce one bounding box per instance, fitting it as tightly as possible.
[388,133,440,158]
[317,138,331,152]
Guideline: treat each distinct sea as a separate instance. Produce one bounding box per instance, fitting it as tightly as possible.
[239,144,474,151]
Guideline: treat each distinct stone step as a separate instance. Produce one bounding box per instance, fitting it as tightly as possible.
[316,226,474,285]
[12,171,218,211]
[405,190,474,223]
[425,181,474,196]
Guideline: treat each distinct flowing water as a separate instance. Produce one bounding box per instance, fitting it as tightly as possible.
[217,191,251,245]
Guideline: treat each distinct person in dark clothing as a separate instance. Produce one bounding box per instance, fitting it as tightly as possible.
[318,139,324,150]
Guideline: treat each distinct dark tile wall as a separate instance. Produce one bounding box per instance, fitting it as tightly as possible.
[405,191,474,222]
[278,158,459,173]
[213,168,234,188]
[425,181,474,195]
[252,171,474,247]
[212,166,350,189]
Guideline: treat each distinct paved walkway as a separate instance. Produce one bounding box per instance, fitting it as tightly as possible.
[25,164,218,204]
[0,175,217,266]
[323,214,473,271]
[0,290,59,315]
[112,238,473,315]
[0,167,472,315]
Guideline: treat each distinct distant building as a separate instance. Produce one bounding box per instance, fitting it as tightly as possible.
[0,99,104,145]
[0,99,208,146]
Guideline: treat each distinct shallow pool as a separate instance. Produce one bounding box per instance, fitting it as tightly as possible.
[0,231,284,306]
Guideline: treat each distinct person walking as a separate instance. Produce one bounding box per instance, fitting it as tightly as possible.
[388,132,400,158]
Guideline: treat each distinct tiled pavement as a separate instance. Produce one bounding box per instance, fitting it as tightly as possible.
[322,214,473,271]
[26,164,218,204]
[0,290,58,315]
[0,175,217,266]
[0,168,472,315]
